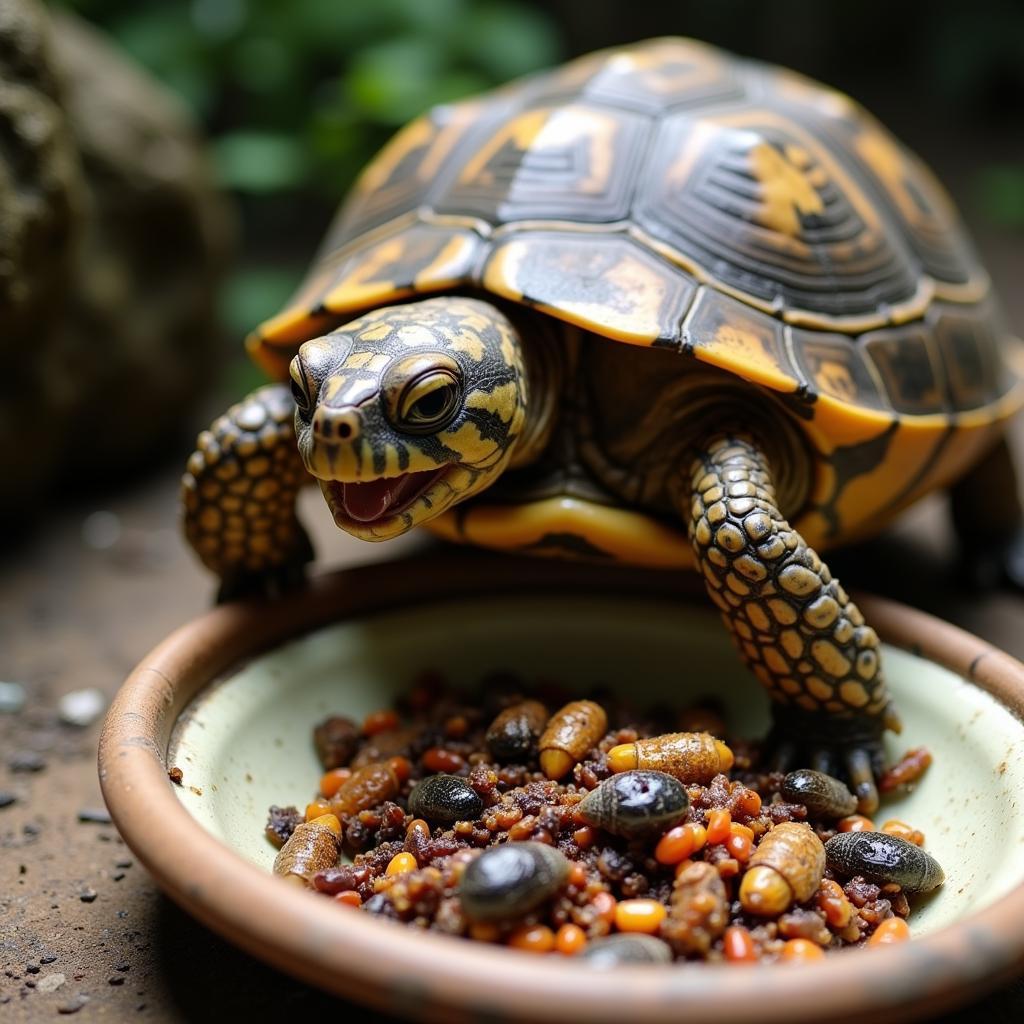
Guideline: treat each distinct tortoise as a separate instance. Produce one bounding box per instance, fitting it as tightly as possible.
[182,38,1024,811]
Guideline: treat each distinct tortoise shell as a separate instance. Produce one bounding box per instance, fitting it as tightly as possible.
[250,38,1023,563]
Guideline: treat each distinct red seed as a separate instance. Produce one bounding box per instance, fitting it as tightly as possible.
[363,709,399,736]
[724,925,757,963]
[423,747,467,774]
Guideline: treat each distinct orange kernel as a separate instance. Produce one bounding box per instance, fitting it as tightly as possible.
[725,831,753,863]
[318,768,352,798]
[468,922,501,943]
[706,809,732,845]
[385,852,417,877]
[387,756,412,784]
[508,924,555,953]
[735,788,762,817]
[655,825,695,865]
[573,825,597,849]
[305,799,331,822]
[869,917,911,946]
[838,815,875,833]
[555,923,587,955]
[881,819,925,846]
[781,938,825,962]
[614,899,667,934]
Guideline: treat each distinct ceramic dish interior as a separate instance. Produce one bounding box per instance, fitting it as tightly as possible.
[100,554,1024,1024]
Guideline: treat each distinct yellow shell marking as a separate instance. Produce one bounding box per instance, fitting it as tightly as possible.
[748,141,826,238]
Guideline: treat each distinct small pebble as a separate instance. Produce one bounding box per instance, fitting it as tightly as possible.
[0,681,26,714]
[0,792,16,809]
[113,873,125,882]
[37,973,65,993]
[81,510,121,550]
[77,808,113,825]
[57,995,88,1014]
[79,888,97,903]
[58,688,107,728]
[108,976,125,987]
[26,964,40,974]
[168,767,183,785]
[8,751,46,773]
[40,956,57,965]
[114,858,133,869]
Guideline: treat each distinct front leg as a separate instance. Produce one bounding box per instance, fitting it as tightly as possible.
[181,384,313,602]
[683,434,900,813]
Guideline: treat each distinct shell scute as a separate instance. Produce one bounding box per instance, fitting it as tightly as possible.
[484,231,696,346]
[250,36,1018,440]
[433,103,650,226]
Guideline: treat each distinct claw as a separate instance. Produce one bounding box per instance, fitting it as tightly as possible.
[845,748,879,815]
[883,702,903,735]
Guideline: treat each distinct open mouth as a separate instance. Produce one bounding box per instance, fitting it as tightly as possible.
[324,468,445,525]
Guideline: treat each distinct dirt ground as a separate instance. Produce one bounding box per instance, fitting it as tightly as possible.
[2,430,1024,1022]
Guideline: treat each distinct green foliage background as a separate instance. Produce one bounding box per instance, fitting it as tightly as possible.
[62,0,563,357]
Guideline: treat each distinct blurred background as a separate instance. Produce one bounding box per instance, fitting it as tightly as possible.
[2,0,1021,521]
[1,4,1023,1020]
[65,0,1024,366]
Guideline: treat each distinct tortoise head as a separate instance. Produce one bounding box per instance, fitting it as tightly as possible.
[290,297,535,541]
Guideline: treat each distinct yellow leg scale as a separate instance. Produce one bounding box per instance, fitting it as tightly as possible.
[181,383,313,601]
[684,434,900,813]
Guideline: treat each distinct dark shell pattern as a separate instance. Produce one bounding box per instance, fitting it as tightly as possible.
[253,38,1020,422]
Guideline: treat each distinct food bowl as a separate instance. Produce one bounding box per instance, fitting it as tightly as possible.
[99,553,1024,1023]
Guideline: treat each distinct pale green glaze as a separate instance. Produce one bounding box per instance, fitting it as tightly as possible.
[168,595,1024,937]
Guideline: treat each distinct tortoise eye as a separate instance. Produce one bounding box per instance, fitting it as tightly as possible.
[289,357,312,416]
[396,369,462,434]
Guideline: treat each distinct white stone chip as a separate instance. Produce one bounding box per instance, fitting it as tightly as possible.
[58,688,107,727]
[38,972,66,993]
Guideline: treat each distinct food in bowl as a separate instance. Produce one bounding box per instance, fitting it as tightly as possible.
[265,672,940,964]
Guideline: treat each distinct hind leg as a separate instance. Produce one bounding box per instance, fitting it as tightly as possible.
[950,435,1024,592]
[682,433,901,813]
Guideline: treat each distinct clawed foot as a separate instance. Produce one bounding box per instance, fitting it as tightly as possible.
[765,705,901,815]
[214,532,314,604]
[216,561,308,604]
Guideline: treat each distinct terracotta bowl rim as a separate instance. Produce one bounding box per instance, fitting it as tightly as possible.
[98,552,1024,1024]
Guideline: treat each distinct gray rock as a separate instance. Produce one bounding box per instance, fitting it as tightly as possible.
[0,681,26,714]
[0,0,231,518]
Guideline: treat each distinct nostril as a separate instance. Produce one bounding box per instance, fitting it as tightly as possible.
[337,422,353,439]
